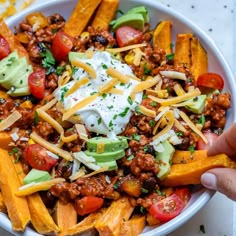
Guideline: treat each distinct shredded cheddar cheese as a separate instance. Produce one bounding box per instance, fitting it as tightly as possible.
[139,105,156,117]
[72,59,96,78]
[99,78,119,94]
[106,67,130,84]
[0,111,22,131]
[106,43,146,53]
[65,77,90,97]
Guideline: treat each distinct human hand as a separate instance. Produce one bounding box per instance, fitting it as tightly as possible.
[201,123,236,201]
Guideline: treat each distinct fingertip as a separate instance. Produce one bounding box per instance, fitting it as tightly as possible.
[201,172,217,190]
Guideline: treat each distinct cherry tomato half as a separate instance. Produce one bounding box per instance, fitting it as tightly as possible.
[51,31,73,61]
[174,187,191,207]
[116,26,143,47]
[149,194,184,222]
[26,144,58,171]
[74,196,104,216]
[0,35,10,60]
[197,131,219,150]
[28,69,46,99]
[197,73,224,90]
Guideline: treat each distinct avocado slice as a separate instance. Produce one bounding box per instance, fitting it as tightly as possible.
[97,160,118,170]
[112,13,145,31]
[23,168,52,185]
[13,65,33,88]
[0,57,30,89]
[86,136,128,153]
[85,149,125,162]
[126,6,149,23]
[156,140,175,180]
[185,95,206,114]
[7,86,30,97]
[0,51,19,77]
[69,51,87,62]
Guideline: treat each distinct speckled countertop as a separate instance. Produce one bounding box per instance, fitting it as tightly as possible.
[0,1,235,236]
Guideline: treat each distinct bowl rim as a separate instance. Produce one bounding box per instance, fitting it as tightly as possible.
[3,0,236,235]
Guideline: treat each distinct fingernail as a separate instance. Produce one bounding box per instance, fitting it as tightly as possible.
[201,173,217,190]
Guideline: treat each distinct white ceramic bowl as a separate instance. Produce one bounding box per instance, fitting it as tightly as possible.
[2,0,236,235]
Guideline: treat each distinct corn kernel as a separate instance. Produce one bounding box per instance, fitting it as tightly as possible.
[157,90,169,98]
[80,32,90,40]
[125,54,134,65]
[28,139,35,145]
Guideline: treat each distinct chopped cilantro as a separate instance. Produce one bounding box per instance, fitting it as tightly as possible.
[142,93,147,99]
[102,63,108,69]
[118,107,129,117]
[109,120,113,127]
[102,93,107,99]
[189,145,195,154]
[199,224,206,234]
[198,115,205,127]
[39,43,56,75]
[141,188,149,193]
[135,106,141,115]
[107,105,114,110]
[166,53,175,61]
[170,43,174,49]
[166,86,170,93]
[149,120,156,127]
[156,189,166,196]
[143,64,152,75]
[113,183,118,189]
[127,155,134,161]
[133,134,140,141]
[98,117,102,125]
[61,87,69,102]
[143,145,148,153]
[150,101,157,107]
[52,29,58,33]
[140,206,146,214]
[120,83,125,86]
[176,131,184,137]
[127,96,133,105]
[90,91,98,95]
[34,111,39,125]
[116,9,124,14]
[113,114,118,120]
[56,65,66,75]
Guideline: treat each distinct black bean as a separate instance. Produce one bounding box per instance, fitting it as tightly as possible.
[91,35,109,45]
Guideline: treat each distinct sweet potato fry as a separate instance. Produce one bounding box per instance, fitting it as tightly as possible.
[172,150,208,164]
[95,196,134,236]
[0,132,13,150]
[0,148,31,231]
[162,154,236,186]
[153,21,172,54]
[61,209,105,236]
[174,33,192,68]
[190,37,208,81]
[120,215,146,236]
[54,201,77,232]
[92,0,119,30]
[64,0,102,37]
[0,20,29,59]
[12,157,60,235]
[0,191,7,213]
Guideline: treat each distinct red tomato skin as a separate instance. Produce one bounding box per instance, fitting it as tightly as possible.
[116,26,143,47]
[26,144,58,171]
[174,188,191,207]
[149,194,184,222]
[197,131,219,150]
[0,35,10,60]
[51,31,73,61]
[197,73,224,90]
[74,196,104,216]
[28,69,46,99]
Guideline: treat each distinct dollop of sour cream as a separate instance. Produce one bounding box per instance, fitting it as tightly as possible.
[55,51,142,138]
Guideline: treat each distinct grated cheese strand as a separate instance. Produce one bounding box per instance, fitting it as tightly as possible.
[0,110,22,131]
[109,88,123,95]
[174,119,187,132]
[61,134,78,143]
[106,67,130,84]
[30,132,73,161]
[106,43,146,53]
[80,166,109,178]
[58,71,71,87]
[75,124,88,141]
[65,77,90,97]
[99,78,119,94]
[62,94,98,121]
[153,110,175,140]
[72,59,96,78]
[179,110,208,143]
[16,178,65,196]
[133,48,143,66]
[173,84,186,96]
[160,70,187,80]
[40,98,57,111]
[131,75,161,100]
[139,105,156,117]
[148,88,201,106]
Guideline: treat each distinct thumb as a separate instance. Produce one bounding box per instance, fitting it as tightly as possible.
[201,168,236,201]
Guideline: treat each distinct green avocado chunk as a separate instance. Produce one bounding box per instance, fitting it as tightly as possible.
[85,149,125,162]
[23,168,52,185]
[0,51,32,96]
[126,6,149,23]
[86,136,128,153]
[156,140,175,180]
[68,51,87,62]
[112,13,145,31]
[97,160,118,170]
[185,95,206,114]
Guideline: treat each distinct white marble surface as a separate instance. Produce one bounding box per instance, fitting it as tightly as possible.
[0,0,235,236]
